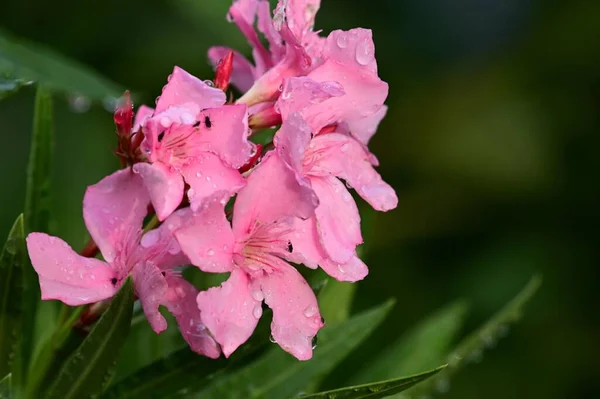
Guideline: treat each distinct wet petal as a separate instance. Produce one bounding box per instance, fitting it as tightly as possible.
[311,175,362,263]
[155,66,226,114]
[308,133,398,211]
[320,254,368,282]
[180,154,246,213]
[163,274,221,358]
[275,0,321,40]
[196,104,254,169]
[133,105,155,132]
[83,168,149,263]
[26,233,117,306]
[133,262,168,333]
[133,162,184,221]
[258,259,324,360]
[208,47,257,93]
[229,0,273,71]
[232,151,318,237]
[196,268,260,357]
[175,199,235,273]
[274,112,312,174]
[340,105,387,146]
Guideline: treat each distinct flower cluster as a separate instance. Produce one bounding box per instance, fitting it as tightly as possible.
[25,0,397,361]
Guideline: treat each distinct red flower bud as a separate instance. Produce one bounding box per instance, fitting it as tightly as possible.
[214,51,234,92]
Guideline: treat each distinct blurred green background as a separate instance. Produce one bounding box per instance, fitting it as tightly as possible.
[1,0,598,397]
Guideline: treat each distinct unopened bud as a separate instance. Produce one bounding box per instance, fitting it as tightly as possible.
[214,51,234,92]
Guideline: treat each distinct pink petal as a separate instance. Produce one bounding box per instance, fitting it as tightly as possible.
[276,77,344,133]
[310,175,362,263]
[175,199,235,273]
[208,47,257,93]
[257,0,284,61]
[133,162,184,221]
[196,104,254,168]
[308,133,398,211]
[229,0,273,72]
[137,208,191,271]
[275,0,321,41]
[237,25,310,105]
[196,268,261,357]
[163,274,221,358]
[232,151,318,238]
[320,254,368,282]
[133,105,155,132]
[257,259,324,360]
[340,105,388,145]
[83,168,149,263]
[285,218,368,282]
[132,262,168,333]
[180,154,246,213]
[26,233,117,306]
[155,66,226,114]
[306,29,388,132]
[274,111,312,173]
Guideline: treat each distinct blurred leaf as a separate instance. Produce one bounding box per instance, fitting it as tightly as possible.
[0,74,33,101]
[45,278,134,399]
[198,299,395,399]
[298,366,446,399]
[353,301,468,384]
[318,280,356,326]
[407,275,542,397]
[103,312,271,399]
[0,215,25,380]
[0,373,11,399]
[0,31,122,102]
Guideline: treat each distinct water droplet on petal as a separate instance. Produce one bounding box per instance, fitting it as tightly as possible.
[303,306,318,318]
[337,264,346,274]
[188,188,196,199]
[203,79,215,87]
[251,289,264,301]
[252,305,263,319]
[195,172,202,178]
[336,34,348,49]
[140,230,161,248]
[269,334,277,343]
[206,248,215,256]
[355,40,374,66]
[311,335,318,350]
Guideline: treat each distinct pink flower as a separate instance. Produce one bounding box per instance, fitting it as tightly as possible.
[175,139,324,360]
[26,169,220,358]
[273,108,397,280]
[133,66,256,220]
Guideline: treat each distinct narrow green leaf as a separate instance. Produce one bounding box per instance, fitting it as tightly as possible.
[0,216,25,379]
[45,278,134,399]
[103,312,271,399]
[197,299,395,399]
[353,301,468,384]
[0,31,122,101]
[0,373,12,399]
[298,366,446,399]
[25,86,53,235]
[318,279,356,326]
[408,275,542,397]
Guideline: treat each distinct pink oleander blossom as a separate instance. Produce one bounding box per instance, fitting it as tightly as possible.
[272,105,397,278]
[133,66,256,221]
[175,138,324,360]
[25,169,220,358]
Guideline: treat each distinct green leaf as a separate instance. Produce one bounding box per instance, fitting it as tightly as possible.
[45,278,134,399]
[0,216,25,379]
[0,373,12,399]
[407,275,542,397]
[317,279,356,326]
[25,86,53,235]
[0,31,123,102]
[103,313,271,399]
[0,74,33,101]
[353,301,468,384]
[197,299,395,399]
[298,366,446,399]
[16,87,55,389]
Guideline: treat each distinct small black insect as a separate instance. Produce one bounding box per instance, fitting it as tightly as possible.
[110,277,118,286]
[193,121,201,127]
[157,132,165,142]
[204,115,212,128]
[287,241,293,253]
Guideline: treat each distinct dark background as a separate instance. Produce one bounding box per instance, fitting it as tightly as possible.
[1,0,599,397]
